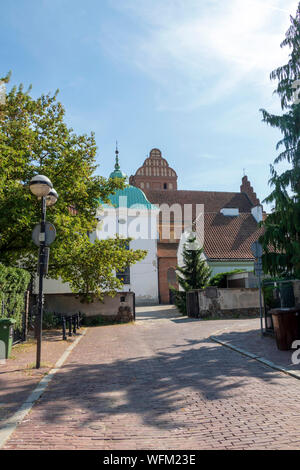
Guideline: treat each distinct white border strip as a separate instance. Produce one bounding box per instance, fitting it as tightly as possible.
[0,328,87,449]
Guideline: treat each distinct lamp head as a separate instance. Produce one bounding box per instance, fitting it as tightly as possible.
[29,175,53,198]
[46,188,58,207]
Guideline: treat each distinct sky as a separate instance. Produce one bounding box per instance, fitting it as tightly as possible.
[1,0,299,208]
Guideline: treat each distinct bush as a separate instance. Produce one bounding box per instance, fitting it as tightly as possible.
[42,312,61,329]
[0,263,31,331]
[208,270,245,288]
[170,287,187,315]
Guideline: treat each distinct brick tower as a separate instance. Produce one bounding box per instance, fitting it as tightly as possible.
[129,148,177,191]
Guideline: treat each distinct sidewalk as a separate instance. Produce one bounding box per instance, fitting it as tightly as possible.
[0,329,84,424]
[211,321,300,373]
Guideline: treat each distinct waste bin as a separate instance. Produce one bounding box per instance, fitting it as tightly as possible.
[0,318,16,359]
[270,308,300,351]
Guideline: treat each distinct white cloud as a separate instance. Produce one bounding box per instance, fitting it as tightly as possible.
[102,0,299,111]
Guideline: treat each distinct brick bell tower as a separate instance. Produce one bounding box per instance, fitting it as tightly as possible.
[129,148,178,191]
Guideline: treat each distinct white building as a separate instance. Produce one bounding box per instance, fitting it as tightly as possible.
[40,149,159,306]
[92,151,159,305]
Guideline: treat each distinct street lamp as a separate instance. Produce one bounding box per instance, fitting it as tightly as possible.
[29,174,53,197]
[29,175,58,369]
[46,188,58,207]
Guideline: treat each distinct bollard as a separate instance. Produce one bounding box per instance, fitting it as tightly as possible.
[72,316,76,334]
[62,316,67,341]
[68,317,72,337]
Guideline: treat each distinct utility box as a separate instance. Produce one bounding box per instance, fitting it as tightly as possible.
[0,318,16,359]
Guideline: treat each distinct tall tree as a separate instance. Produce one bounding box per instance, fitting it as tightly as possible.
[171,236,211,314]
[259,3,300,278]
[0,74,146,300]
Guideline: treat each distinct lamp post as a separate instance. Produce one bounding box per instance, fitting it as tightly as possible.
[29,175,58,369]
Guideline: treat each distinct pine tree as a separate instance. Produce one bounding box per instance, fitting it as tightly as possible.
[172,236,211,314]
[259,3,300,278]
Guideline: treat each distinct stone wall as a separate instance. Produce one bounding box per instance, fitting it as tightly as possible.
[44,292,135,323]
[187,287,260,319]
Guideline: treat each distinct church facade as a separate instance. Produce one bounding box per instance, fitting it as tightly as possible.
[41,146,264,307]
[129,148,264,304]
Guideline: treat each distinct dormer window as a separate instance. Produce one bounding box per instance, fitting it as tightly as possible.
[220,208,239,217]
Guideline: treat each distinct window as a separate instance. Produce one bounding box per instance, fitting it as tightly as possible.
[163,183,167,190]
[116,266,130,285]
[116,242,130,284]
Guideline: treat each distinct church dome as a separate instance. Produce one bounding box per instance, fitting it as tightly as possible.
[109,167,127,180]
[109,145,127,180]
[107,185,157,210]
[103,145,157,210]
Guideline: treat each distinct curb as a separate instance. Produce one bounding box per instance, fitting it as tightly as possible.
[210,335,300,381]
[0,328,88,449]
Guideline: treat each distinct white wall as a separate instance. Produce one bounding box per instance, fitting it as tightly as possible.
[95,207,159,305]
[41,208,159,305]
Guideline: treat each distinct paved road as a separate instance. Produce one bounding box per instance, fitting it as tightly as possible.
[4,306,300,450]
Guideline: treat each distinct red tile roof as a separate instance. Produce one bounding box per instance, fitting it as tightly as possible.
[145,189,263,261]
[144,189,253,218]
[200,213,264,260]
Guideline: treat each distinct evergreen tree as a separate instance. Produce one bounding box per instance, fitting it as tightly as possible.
[259,3,300,278]
[172,236,211,314]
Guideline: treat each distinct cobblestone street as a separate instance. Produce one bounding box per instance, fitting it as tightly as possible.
[3,306,300,450]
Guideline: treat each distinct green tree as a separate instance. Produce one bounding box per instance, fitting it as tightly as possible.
[171,236,211,314]
[259,3,300,278]
[0,73,146,299]
[57,236,146,302]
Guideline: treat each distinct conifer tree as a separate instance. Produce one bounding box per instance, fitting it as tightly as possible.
[171,236,211,314]
[260,3,300,278]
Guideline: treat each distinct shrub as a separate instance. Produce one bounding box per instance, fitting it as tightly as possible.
[208,270,245,288]
[0,263,30,331]
[42,312,61,329]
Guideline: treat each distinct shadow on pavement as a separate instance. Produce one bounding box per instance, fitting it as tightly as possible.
[12,331,293,431]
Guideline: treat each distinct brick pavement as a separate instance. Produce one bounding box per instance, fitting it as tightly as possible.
[3,307,300,450]
[0,330,82,424]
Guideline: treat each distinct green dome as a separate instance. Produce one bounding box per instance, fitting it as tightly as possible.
[102,185,157,210]
[102,145,157,210]
[109,145,127,180]
[109,168,127,179]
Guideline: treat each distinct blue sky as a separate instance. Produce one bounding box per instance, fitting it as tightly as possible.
[1,0,299,207]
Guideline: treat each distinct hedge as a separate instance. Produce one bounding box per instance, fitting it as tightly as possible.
[208,270,246,288]
[0,264,31,331]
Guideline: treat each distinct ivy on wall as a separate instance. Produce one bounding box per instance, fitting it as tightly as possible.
[0,264,31,330]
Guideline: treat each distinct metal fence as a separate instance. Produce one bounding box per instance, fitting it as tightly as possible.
[1,290,30,344]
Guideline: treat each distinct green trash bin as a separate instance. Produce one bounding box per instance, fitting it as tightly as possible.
[0,318,16,359]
